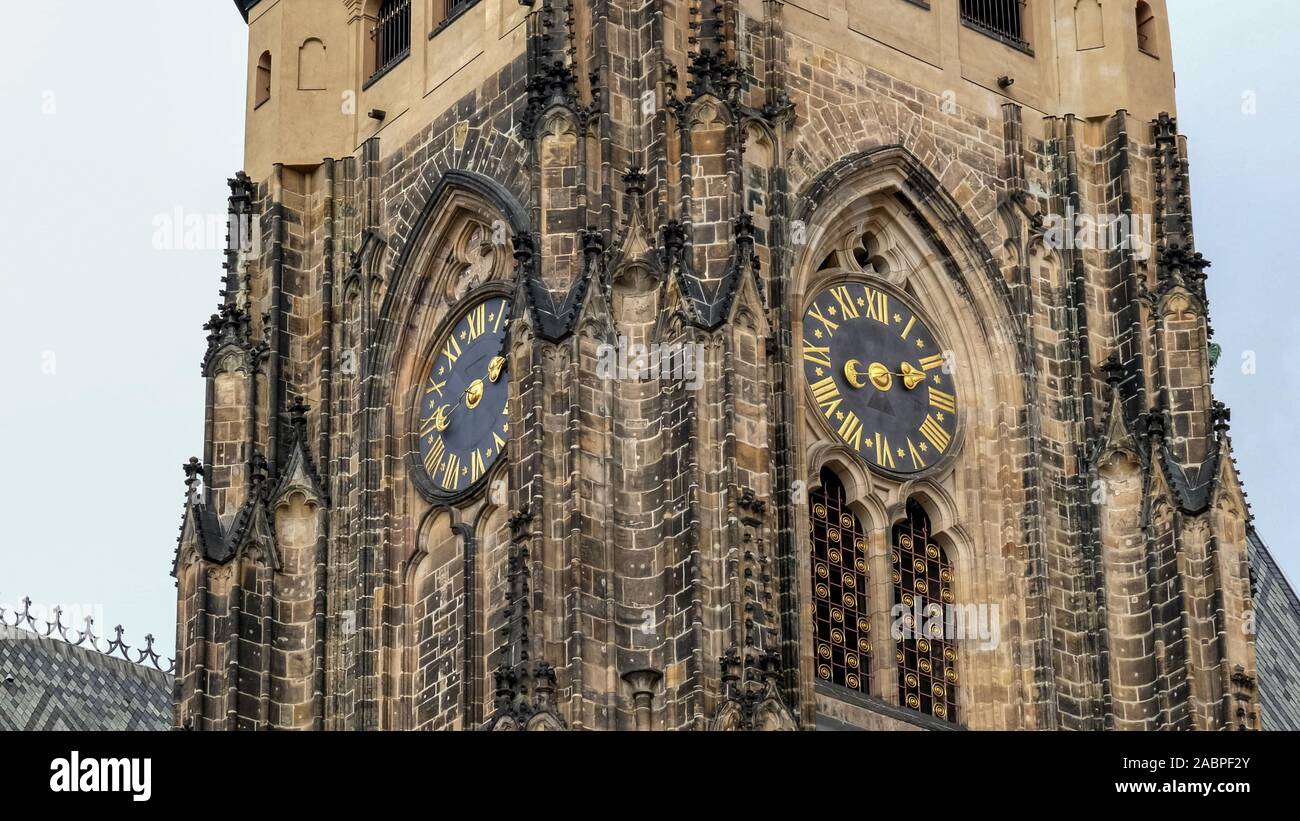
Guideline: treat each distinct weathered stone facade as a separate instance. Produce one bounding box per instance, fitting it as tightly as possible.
[172,0,1282,730]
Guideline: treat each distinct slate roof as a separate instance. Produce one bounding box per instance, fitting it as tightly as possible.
[0,624,173,731]
[1249,532,1300,731]
[233,0,259,21]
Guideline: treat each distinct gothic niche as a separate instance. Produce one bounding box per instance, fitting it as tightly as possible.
[1075,0,1104,51]
[537,115,581,296]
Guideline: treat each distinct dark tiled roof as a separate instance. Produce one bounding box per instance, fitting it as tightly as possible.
[1249,532,1300,731]
[233,0,259,21]
[0,625,173,731]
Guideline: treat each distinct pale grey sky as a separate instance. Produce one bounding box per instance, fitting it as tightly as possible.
[0,1,1294,658]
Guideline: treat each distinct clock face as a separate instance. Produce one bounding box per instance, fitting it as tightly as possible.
[801,281,958,475]
[417,295,511,496]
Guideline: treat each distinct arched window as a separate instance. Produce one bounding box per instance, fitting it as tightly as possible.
[892,500,958,722]
[369,0,411,82]
[254,51,272,108]
[810,469,871,694]
[1136,2,1158,56]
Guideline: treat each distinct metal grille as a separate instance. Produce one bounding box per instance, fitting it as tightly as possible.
[810,470,871,694]
[446,0,477,17]
[370,0,411,81]
[960,0,1027,48]
[892,500,958,722]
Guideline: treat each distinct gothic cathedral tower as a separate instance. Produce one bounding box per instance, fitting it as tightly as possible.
[172,0,1264,731]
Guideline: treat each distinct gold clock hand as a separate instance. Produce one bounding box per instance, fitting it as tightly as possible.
[845,360,896,392]
[899,362,926,390]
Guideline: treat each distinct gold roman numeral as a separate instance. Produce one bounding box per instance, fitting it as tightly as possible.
[466,303,487,340]
[443,335,462,367]
[441,453,461,490]
[900,316,917,339]
[493,300,508,332]
[803,344,833,369]
[832,286,860,320]
[838,412,863,451]
[908,437,927,470]
[929,388,956,413]
[493,431,507,451]
[807,303,839,337]
[424,437,446,476]
[425,378,446,397]
[862,286,889,324]
[919,354,944,371]
[875,432,895,470]
[919,415,951,452]
[810,376,842,419]
[471,449,486,482]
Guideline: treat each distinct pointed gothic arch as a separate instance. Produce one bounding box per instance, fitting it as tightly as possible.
[791,146,1022,728]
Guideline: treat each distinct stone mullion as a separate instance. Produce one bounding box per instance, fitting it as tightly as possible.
[867,519,893,706]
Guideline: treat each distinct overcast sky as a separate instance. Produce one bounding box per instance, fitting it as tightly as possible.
[0,1,1295,658]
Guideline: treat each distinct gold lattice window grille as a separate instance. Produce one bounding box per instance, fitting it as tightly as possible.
[810,469,871,694]
[892,500,958,722]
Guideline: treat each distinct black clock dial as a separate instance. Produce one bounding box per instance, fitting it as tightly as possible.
[417,295,511,496]
[801,281,958,475]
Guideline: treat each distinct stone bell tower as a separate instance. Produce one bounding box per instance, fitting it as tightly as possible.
[171,0,1272,730]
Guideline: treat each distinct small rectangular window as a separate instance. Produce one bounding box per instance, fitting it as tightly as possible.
[961,0,1030,51]
[370,0,411,83]
[432,0,480,36]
